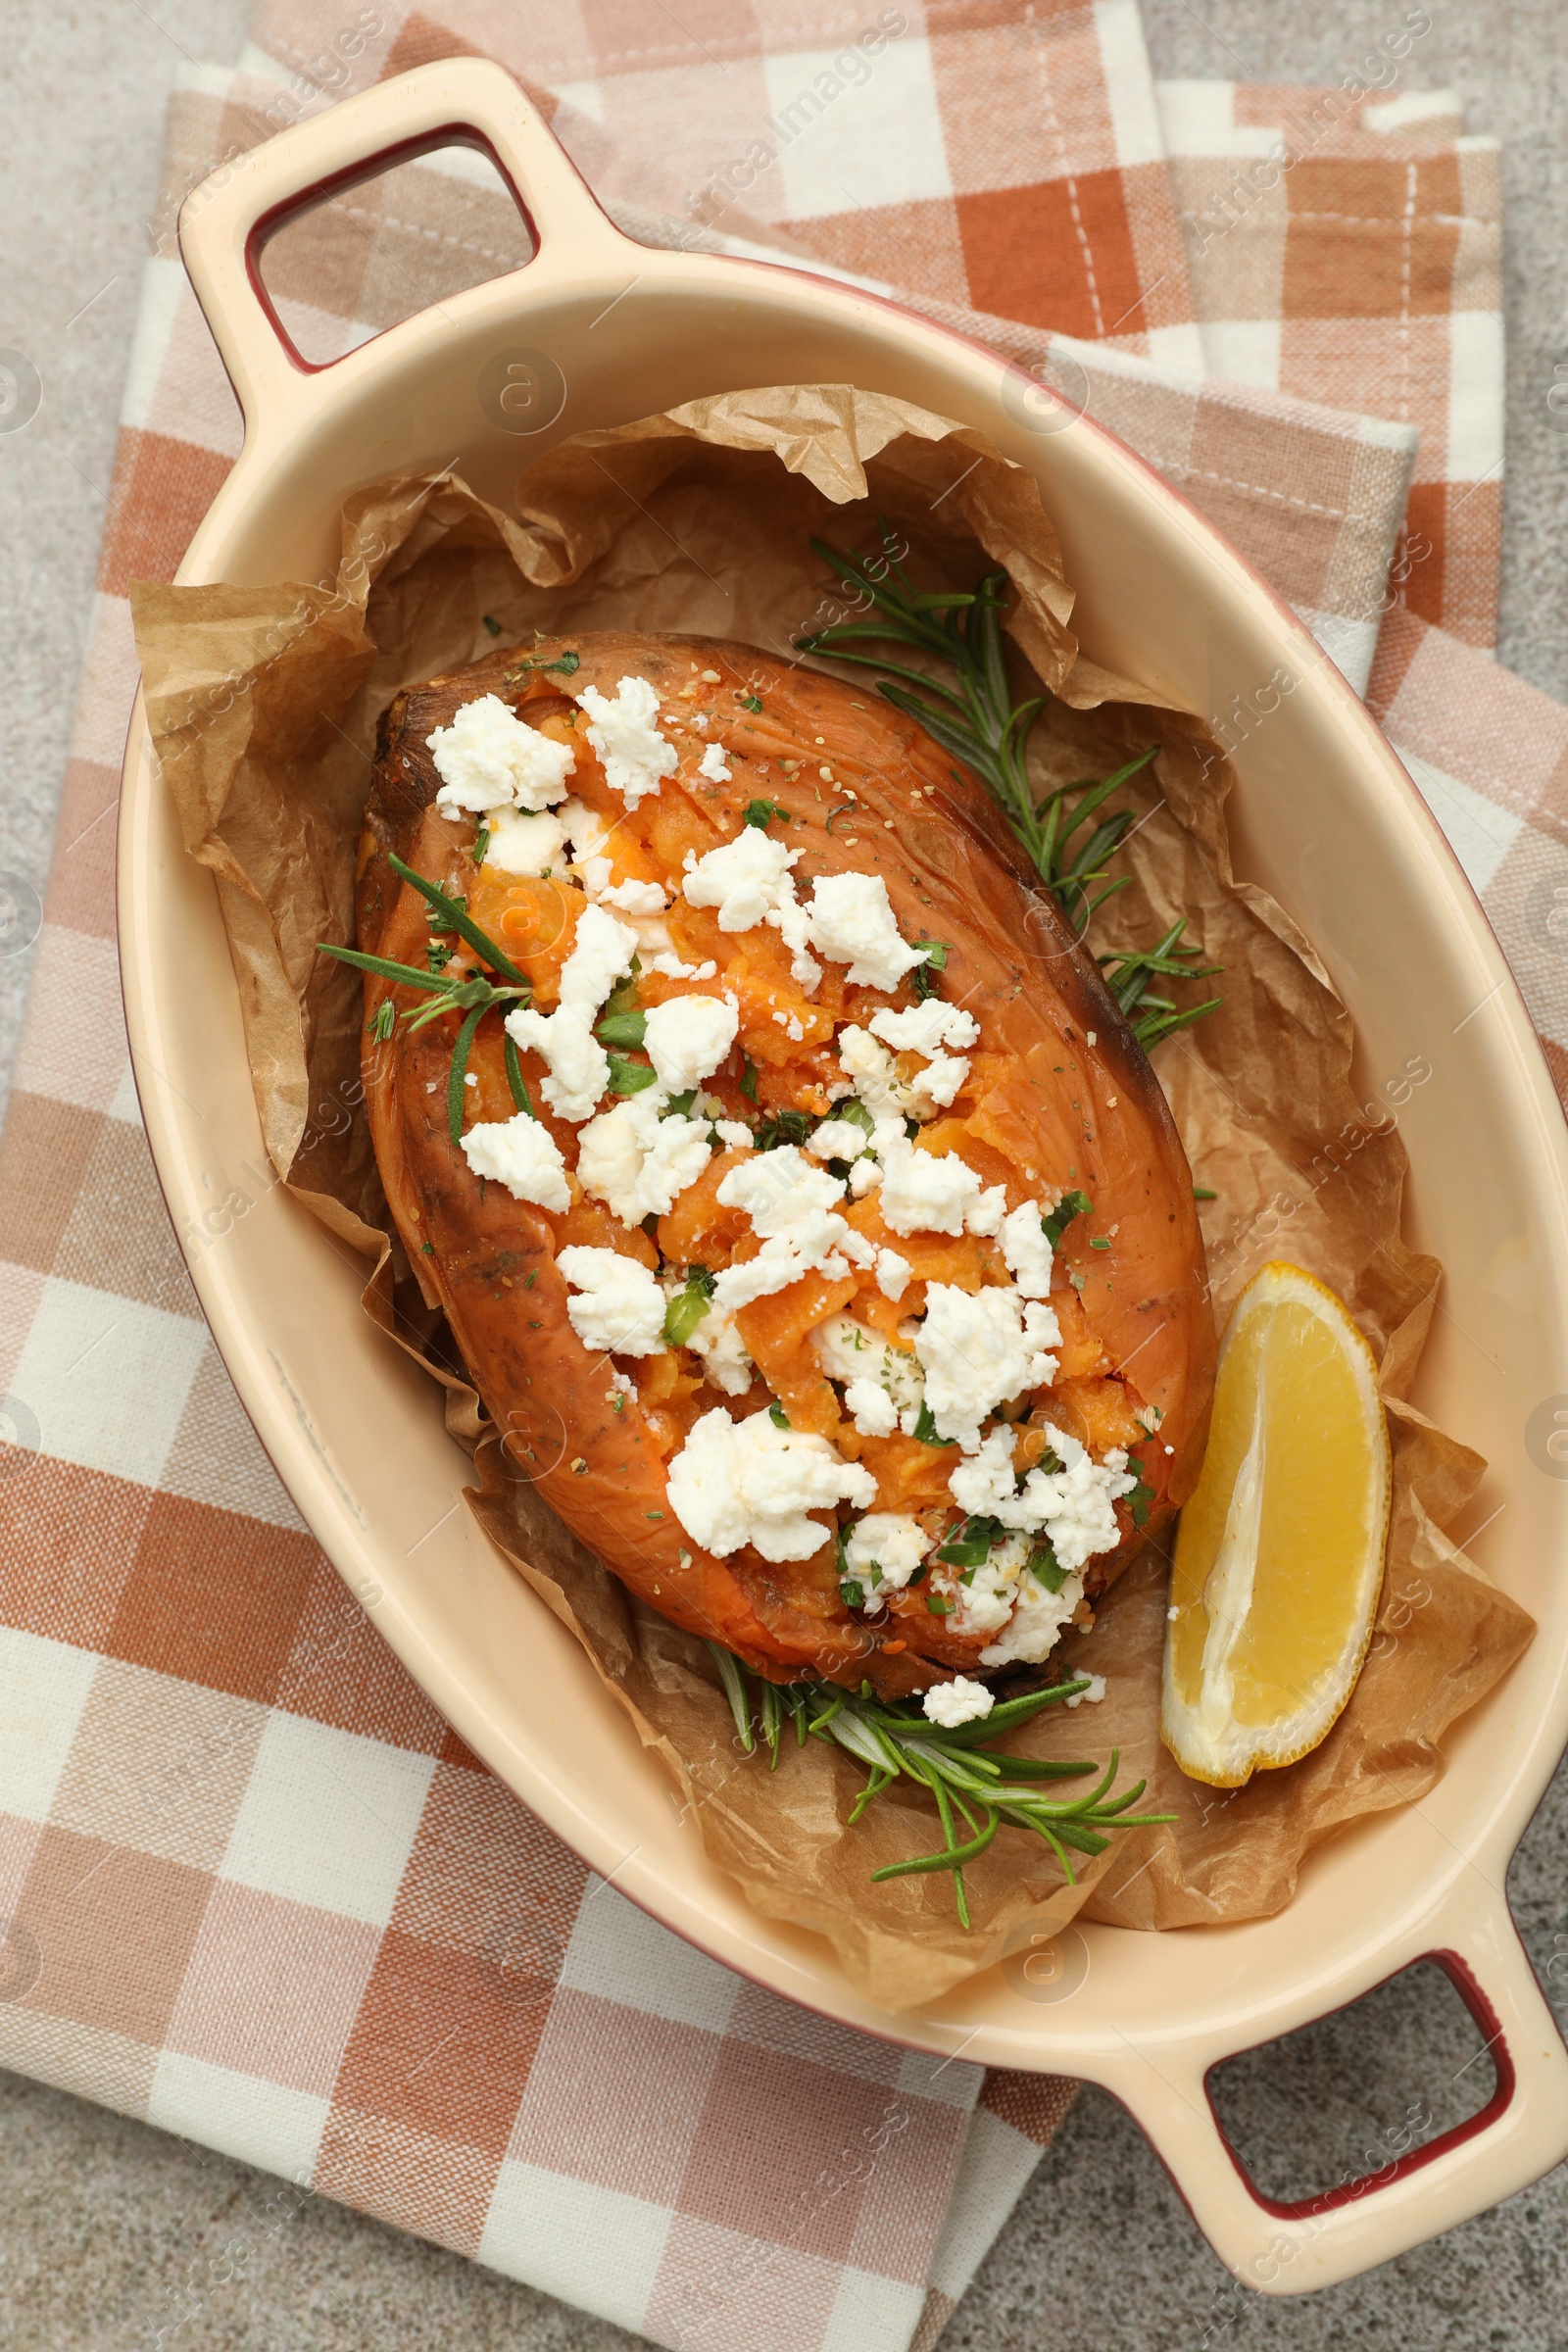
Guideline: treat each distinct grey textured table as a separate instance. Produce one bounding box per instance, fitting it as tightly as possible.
[2,2,1566,2345]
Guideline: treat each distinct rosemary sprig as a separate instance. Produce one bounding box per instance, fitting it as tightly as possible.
[706,1643,1172,1928]
[796,524,1222,1050]
[317,854,534,1143]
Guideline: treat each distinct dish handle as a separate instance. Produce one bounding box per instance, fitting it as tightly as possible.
[1104,1876,1568,2295]
[176,58,631,435]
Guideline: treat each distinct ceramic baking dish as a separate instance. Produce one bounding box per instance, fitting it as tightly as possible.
[118,58,1568,2290]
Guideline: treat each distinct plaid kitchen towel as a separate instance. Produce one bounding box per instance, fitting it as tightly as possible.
[1155,73,1505,648]
[3,8,1566,2352]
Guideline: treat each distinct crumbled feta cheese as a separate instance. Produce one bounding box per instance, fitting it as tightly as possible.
[666,1406,876,1562]
[877,1138,983,1237]
[581,855,612,897]
[923,1676,995,1729]
[842,1380,899,1437]
[849,1156,884,1198]
[573,675,678,808]
[556,1247,668,1357]
[713,1120,754,1151]
[1000,1201,1054,1298]
[575,1096,712,1225]
[966,1186,1008,1238]
[875,1248,911,1301]
[913,1284,1060,1450]
[459,1110,569,1209]
[807,873,924,992]
[953,1533,1033,1634]
[836,1027,905,1121]
[808,1116,873,1162]
[643,994,740,1096]
[1063,1674,1107,1707]
[502,906,637,1120]
[504,1004,609,1123]
[682,828,800,932]
[768,891,821,992]
[686,1305,754,1396]
[559,903,640,1015]
[866,1002,980,1056]
[558,797,611,864]
[427,695,576,814]
[698,740,732,782]
[597,877,668,917]
[907,1053,969,1112]
[481,807,565,874]
[650,952,719,982]
[979,1558,1085,1667]
[811,1315,925,1413]
[842,1511,931,1590]
[948,1422,1134,1573]
[712,1149,875,1312]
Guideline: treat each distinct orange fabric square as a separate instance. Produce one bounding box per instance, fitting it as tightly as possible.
[43,760,122,941]
[330,1926,548,2158]
[16,1824,212,2045]
[0,1094,104,1278]
[274,1558,448,1750]
[103,1490,321,1699]
[956,172,1144,339]
[675,2035,897,2259]
[391,1755,586,1967]
[509,1990,721,2198]
[0,1459,153,1651]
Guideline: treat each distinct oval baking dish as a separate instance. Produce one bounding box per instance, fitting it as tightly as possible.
[118,58,1568,2289]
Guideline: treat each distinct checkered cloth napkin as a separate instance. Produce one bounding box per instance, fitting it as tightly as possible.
[4,8,1567,2349]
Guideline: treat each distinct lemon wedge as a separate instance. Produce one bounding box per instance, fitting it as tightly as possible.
[1161,1262,1392,1787]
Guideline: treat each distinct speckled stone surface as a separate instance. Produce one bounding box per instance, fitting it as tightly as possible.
[2,2,1567,2345]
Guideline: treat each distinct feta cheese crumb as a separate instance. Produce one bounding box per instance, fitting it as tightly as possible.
[556,1247,667,1357]
[698,740,732,781]
[842,1380,898,1437]
[811,1315,924,1415]
[427,695,576,814]
[978,1559,1085,1667]
[867,1001,980,1056]
[682,828,800,931]
[504,906,637,1122]
[948,1423,1135,1573]
[643,994,740,1096]
[558,797,611,865]
[575,1096,712,1225]
[966,1185,1008,1238]
[1063,1674,1107,1708]
[1000,1201,1054,1298]
[875,1248,911,1301]
[574,674,678,808]
[597,877,668,917]
[711,1149,875,1312]
[808,1116,873,1162]
[913,1284,1060,1450]
[842,1511,931,1591]
[666,1406,875,1562]
[923,1676,995,1729]
[650,952,719,982]
[459,1110,569,1209]
[481,807,566,874]
[807,872,924,992]
[687,1305,754,1396]
[713,1120,754,1150]
[877,1137,983,1237]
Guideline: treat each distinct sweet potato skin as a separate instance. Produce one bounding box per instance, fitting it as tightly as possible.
[357,631,1215,1693]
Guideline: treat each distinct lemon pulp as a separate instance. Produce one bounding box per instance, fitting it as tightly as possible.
[1161,1262,1392,1787]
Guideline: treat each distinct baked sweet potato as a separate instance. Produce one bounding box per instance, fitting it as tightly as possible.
[352,630,1215,1698]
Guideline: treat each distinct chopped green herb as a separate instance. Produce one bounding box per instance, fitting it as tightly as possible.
[1028,1543,1066,1592]
[503,648,580,680]
[367,999,396,1042]
[910,1399,950,1447]
[522,1272,536,1289]
[596,1007,648,1048]
[739,1056,760,1104]
[1193,1186,1217,1200]
[910,938,952,1002]
[935,1515,1005,1568]
[425,939,455,975]
[662,1266,716,1347]
[1126,1460,1155,1530]
[607,1052,659,1096]
[831,1097,876,1140]
[840,1579,865,1608]
[743,798,787,829]
[665,1087,699,1116]
[503,1032,533,1116]
[420,1242,434,1254]
[755,1107,814,1152]
[1090,1236,1112,1251]
[473,826,490,864]
[1043,1189,1093,1247]
[925,1592,955,1616]
[740,693,763,713]
[481,613,502,637]
[768,1400,791,1429]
